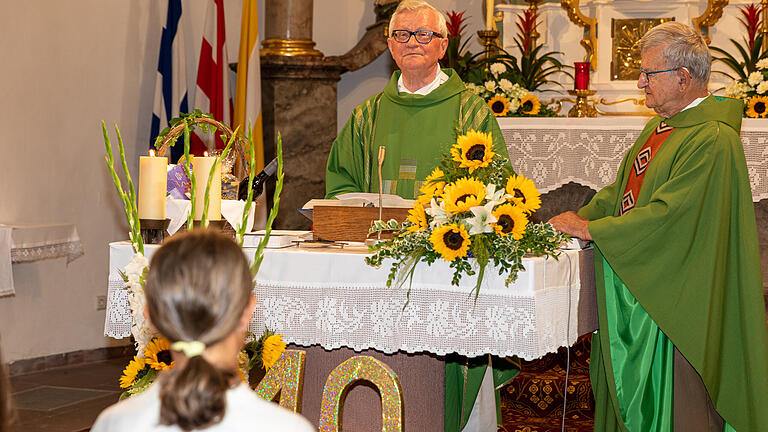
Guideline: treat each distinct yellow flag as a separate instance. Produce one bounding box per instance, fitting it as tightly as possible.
[234,0,264,173]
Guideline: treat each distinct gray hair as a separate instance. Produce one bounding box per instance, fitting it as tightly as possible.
[638,21,711,84]
[389,0,448,38]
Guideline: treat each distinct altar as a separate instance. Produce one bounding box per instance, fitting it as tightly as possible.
[105,242,597,430]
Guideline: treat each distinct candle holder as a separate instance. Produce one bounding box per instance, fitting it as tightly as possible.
[477,29,500,59]
[192,219,228,230]
[140,218,171,245]
[567,89,598,118]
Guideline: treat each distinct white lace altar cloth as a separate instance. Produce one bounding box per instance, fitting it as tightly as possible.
[0,222,83,296]
[499,117,768,201]
[105,241,581,360]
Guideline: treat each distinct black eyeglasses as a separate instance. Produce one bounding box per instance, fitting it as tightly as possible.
[390,29,443,44]
[639,67,681,80]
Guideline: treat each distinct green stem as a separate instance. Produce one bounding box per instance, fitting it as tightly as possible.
[180,121,196,230]
[250,132,283,276]
[237,123,257,246]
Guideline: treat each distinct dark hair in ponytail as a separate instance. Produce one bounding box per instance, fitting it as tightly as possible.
[144,230,253,430]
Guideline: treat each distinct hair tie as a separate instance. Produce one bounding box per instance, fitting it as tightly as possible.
[171,340,206,358]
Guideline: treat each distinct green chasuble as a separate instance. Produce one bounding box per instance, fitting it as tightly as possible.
[325,69,516,432]
[325,68,508,199]
[578,95,768,431]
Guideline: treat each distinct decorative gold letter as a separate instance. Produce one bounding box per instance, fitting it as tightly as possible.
[318,356,404,432]
[254,350,306,413]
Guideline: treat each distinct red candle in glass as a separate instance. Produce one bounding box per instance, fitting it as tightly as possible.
[574,62,590,90]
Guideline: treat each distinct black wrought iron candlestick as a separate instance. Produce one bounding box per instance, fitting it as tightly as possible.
[140,219,170,245]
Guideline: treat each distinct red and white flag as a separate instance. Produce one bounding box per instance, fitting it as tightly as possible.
[191,0,232,155]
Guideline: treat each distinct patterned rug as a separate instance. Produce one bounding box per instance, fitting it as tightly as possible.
[499,334,594,432]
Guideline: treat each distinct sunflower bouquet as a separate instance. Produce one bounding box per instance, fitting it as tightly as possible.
[366,129,568,300]
[722,57,768,118]
[465,62,558,118]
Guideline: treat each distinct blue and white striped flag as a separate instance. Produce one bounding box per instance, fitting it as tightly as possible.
[150,0,188,163]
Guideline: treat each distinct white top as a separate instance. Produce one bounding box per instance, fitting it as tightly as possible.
[397,68,449,95]
[91,383,315,432]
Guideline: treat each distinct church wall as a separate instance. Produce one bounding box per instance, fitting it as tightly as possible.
[0,0,241,363]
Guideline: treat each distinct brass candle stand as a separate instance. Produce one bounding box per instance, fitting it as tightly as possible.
[477,29,500,59]
[567,89,598,118]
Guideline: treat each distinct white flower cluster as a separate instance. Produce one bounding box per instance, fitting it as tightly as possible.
[724,58,768,100]
[466,63,529,114]
[124,253,154,355]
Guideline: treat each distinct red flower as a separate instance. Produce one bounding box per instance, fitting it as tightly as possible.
[446,10,468,40]
[739,3,763,50]
[516,9,539,56]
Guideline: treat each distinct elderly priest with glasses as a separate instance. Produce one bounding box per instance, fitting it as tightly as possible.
[324,0,508,201]
[550,22,768,432]
[324,1,515,431]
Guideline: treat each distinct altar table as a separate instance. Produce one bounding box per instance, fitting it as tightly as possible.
[105,242,596,430]
[499,117,768,201]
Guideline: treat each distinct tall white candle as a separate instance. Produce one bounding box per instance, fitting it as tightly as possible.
[193,154,221,221]
[138,150,167,220]
[486,0,494,30]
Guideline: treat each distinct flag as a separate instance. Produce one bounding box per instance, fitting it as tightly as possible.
[192,0,232,155]
[150,0,189,163]
[234,0,267,228]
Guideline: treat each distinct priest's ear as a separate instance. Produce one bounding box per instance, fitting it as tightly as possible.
[677,67,691,88]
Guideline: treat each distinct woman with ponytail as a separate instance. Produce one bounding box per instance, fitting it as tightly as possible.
[92,230,314,431]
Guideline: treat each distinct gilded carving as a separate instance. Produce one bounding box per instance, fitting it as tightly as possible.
[611,18,673,81]
[560,0,598,69]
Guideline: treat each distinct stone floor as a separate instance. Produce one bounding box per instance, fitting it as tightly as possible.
[7,356,130,432]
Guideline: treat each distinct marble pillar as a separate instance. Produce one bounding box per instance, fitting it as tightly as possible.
[260,0,395,229]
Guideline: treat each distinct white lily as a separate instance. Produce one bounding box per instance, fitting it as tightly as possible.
[467,202,497,235]
[426,198,450,227]
[485,183,511,206]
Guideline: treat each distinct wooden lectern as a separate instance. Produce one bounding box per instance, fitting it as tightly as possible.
[312,206,410,242]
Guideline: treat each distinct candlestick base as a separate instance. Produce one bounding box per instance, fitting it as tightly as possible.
[191,219,228,230]
[477,29,500,59]
[567,89,598,118]
[140,218,171,245]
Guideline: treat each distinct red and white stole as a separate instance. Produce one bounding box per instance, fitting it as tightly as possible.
[619,121,675,216]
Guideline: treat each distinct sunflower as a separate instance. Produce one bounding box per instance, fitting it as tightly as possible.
[406,201,429,233]
[746,95,768,118]
[520,93,541,115]
[261,334,286,370]
[450,130,495,173]
[119,356,148,388]
[443,177,487,213]
[429,224,471,261]
[505,175,541,214]
[492,203,529,239]
[487,95,510,116]
[144,337,176,371]
[417,167,446,204]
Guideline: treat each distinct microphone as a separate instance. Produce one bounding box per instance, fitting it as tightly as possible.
[237,158,278,201]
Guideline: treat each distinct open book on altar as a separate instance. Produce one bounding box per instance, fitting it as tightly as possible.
[302,193,415,210]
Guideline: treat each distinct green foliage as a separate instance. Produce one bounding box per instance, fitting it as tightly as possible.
[711,34,768,80]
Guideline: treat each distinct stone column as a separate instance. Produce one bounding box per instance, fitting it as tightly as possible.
[262,0,322,57]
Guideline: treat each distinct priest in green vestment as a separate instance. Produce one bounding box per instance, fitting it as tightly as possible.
[550,22,768,431]
[325,1,517,431]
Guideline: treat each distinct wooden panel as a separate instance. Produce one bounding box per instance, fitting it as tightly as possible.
[313,206,410,242]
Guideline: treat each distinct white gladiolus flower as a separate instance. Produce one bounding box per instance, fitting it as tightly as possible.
[490,62,506,77]
[748,71,763,87]
[467,202,497,235]
[757,81,768,94]
[124,253,148,286]
[498,78,513,92]
[484,80,498,92]
[757,58,768,70]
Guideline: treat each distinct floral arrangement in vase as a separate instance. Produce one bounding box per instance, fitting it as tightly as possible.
[366,129,569,300]
[103,114,287,397]
[713,2,768,118]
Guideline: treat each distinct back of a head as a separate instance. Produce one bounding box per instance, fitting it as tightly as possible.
[145,230,253,431]
[389,0,448,36]
[639,21,711,85]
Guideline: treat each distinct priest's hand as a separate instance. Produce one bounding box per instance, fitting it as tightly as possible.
[548,211,592,241]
